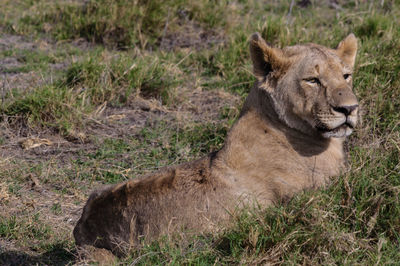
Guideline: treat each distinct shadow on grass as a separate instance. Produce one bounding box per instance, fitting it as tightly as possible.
[0,244,76,266]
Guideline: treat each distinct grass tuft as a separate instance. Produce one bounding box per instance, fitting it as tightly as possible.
[0,214,52,241]
[13,0,230,49]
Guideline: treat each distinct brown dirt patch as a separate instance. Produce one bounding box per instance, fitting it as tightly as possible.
[0,72,45,93]
[0,34,37,51]
[0,88,240,163]
[160,21,225,51]
[0,34,69,94]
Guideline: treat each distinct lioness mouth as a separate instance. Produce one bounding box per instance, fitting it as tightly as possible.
[317,122,353,133]
[336,122,354,130]
[345,122,354,129]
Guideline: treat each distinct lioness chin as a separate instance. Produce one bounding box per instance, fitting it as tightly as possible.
[74,33,359,256]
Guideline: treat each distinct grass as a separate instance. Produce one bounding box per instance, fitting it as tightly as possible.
[6,0,230,49]
[64,50,183,103]
[70,120,229,185]
[0,48,55,73]
[0,214,52,241]
[0,0,399,264]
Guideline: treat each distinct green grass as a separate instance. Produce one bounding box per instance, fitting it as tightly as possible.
[1,49,183,137]
[70,120,229,184]
[64,50,182,104]
[0,214,52,241]
[0,48,56,73]
[7,0,230,49]
[0,0,399,264]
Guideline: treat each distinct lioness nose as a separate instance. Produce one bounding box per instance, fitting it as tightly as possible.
[332,87,358,115]
[333,105,358,116]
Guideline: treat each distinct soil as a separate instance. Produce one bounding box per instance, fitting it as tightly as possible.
[160,21,225,51]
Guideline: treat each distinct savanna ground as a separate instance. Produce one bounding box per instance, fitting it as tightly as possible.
[0,0,399,264]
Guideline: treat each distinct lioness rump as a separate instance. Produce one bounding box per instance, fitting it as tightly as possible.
[74,33,359,255]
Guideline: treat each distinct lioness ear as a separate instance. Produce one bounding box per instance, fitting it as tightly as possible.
[336,33,358,68]
[249,32,288,81]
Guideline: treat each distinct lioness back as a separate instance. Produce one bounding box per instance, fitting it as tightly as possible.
[74,32,359,256]
[74,154,233,253]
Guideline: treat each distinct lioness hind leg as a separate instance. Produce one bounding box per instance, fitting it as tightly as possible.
[76,245,117,265]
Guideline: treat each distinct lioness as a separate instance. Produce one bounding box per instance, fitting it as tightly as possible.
[74,33,359,255]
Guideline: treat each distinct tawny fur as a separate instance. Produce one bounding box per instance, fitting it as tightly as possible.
[74,33,359,255]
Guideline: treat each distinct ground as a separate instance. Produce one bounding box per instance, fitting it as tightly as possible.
[0,0,399,265]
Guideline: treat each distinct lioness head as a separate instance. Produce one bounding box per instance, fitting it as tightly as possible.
[250,33,359,138]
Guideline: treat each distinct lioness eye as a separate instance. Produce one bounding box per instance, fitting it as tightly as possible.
[305,78,320,85]
[343,74,351,80]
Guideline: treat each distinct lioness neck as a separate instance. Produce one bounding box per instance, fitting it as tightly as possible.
[212,86,345,204]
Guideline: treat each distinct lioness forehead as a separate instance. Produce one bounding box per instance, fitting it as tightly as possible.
[283,44,349,72]
[282,43,334,57]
